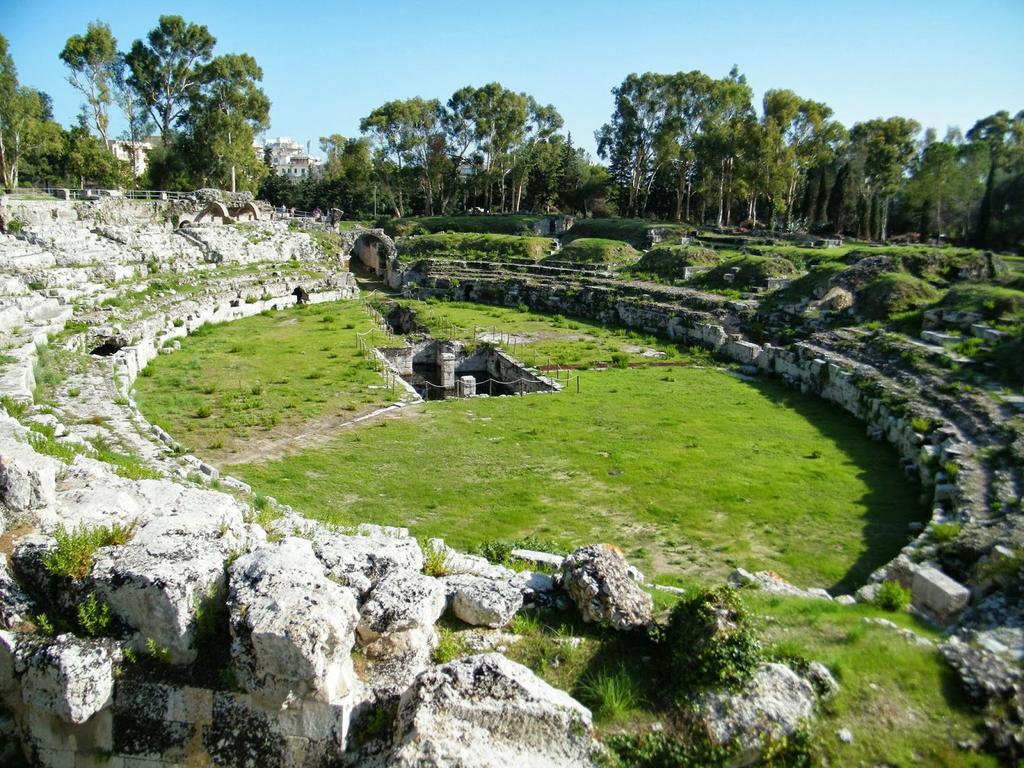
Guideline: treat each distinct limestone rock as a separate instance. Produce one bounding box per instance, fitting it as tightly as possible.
[911,565,970,623]
[21,633,120,724]
[805,661,840,699]
[357,569,446,660]
[446,574,523,628]
[0,438,56,513]
[695,663,816,766]
[91,484,250,664]
[561,544,652,630]
[229,537,359,707]
[0,557,33,629]
[387,653,593,767]
[313,525,424,600]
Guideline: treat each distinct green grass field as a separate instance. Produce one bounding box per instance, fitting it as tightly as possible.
[136,297,925,590]
[133,301,392,464]
[226,364,923,590]
[380,214,547,237]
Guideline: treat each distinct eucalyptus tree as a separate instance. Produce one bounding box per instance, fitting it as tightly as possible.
[360,97,446,216]
[756,90,842,228]
[660,70,716,222]
[902,129,984,240]
[111,54,153,178]
[59,21,118,151]
[698,68,755,227]
[126,15,216,142]
[967,110,1024,247]
[509,98,563,212]
[596,72,672,217]
[850,117,920,239]
[465,83,529,212]
[178,53,270,191]
[0,35,63,188]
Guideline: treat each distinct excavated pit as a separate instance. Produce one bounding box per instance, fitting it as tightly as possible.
[379,339,559,400]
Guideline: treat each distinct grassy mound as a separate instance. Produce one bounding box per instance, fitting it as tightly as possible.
[936,283,1024,321]
[380,214,546,237]
[858,273,940,320]
[634,245,720,279]
[557,238,641,266]
[695,255,797,290]
[561,218,688,248]
[395,232,551,262]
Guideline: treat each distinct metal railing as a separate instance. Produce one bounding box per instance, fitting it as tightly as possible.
[4,186,194,201]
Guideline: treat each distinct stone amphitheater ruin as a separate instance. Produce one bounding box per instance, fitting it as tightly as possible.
[0,192,1019,766]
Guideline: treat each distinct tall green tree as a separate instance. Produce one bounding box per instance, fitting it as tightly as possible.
[360,97,445,216]
[848,117,920,239]
[59,21,118,151]
[178,53,270,191]
[597,72,672,217]
[967,110,1024,247]
[0,35,62,188]
[126,15,216,142]
[110,53,153,179]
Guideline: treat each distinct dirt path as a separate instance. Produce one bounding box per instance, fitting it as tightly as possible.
[211,401,423,467]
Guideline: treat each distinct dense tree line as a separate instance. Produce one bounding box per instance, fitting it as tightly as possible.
[0,16,270,193]
[260,83,612,220]
[2,18,1020,249]
[596,68,1023,249]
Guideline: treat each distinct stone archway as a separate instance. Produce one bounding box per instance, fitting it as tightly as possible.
[231,201,260,221]
[342,228,399,286]
[195,200,230,224]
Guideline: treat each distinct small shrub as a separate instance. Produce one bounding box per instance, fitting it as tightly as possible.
[0,395,29,419]
[910,416,934,433]
[172,318,185,328]
[610,352,630,369]
[665,586,762,694]
[77,593,112,637]
[35,613,56,636]
[432,626,469,664]
[195,404,212,419]
[193,583,227,648]
[577,665,643,720]
[145,637,171,664]
[874,580,911,612]
[43,522,137,580]
[422,547,449,577]
[67,387,81,398]
[942,461,959,480]
[931,522,962,543]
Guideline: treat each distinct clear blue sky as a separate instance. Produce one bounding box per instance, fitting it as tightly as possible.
[6,0,1023,159]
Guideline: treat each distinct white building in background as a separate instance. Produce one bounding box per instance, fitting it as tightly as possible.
[111,139,155,178]
[259,137,323,180]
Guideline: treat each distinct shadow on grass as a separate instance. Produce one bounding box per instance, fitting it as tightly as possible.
[743,377,929,593]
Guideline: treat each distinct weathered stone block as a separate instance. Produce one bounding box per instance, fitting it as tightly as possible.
[229,537,359,707]
[21,634,120,725]
[911,565,969,623]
